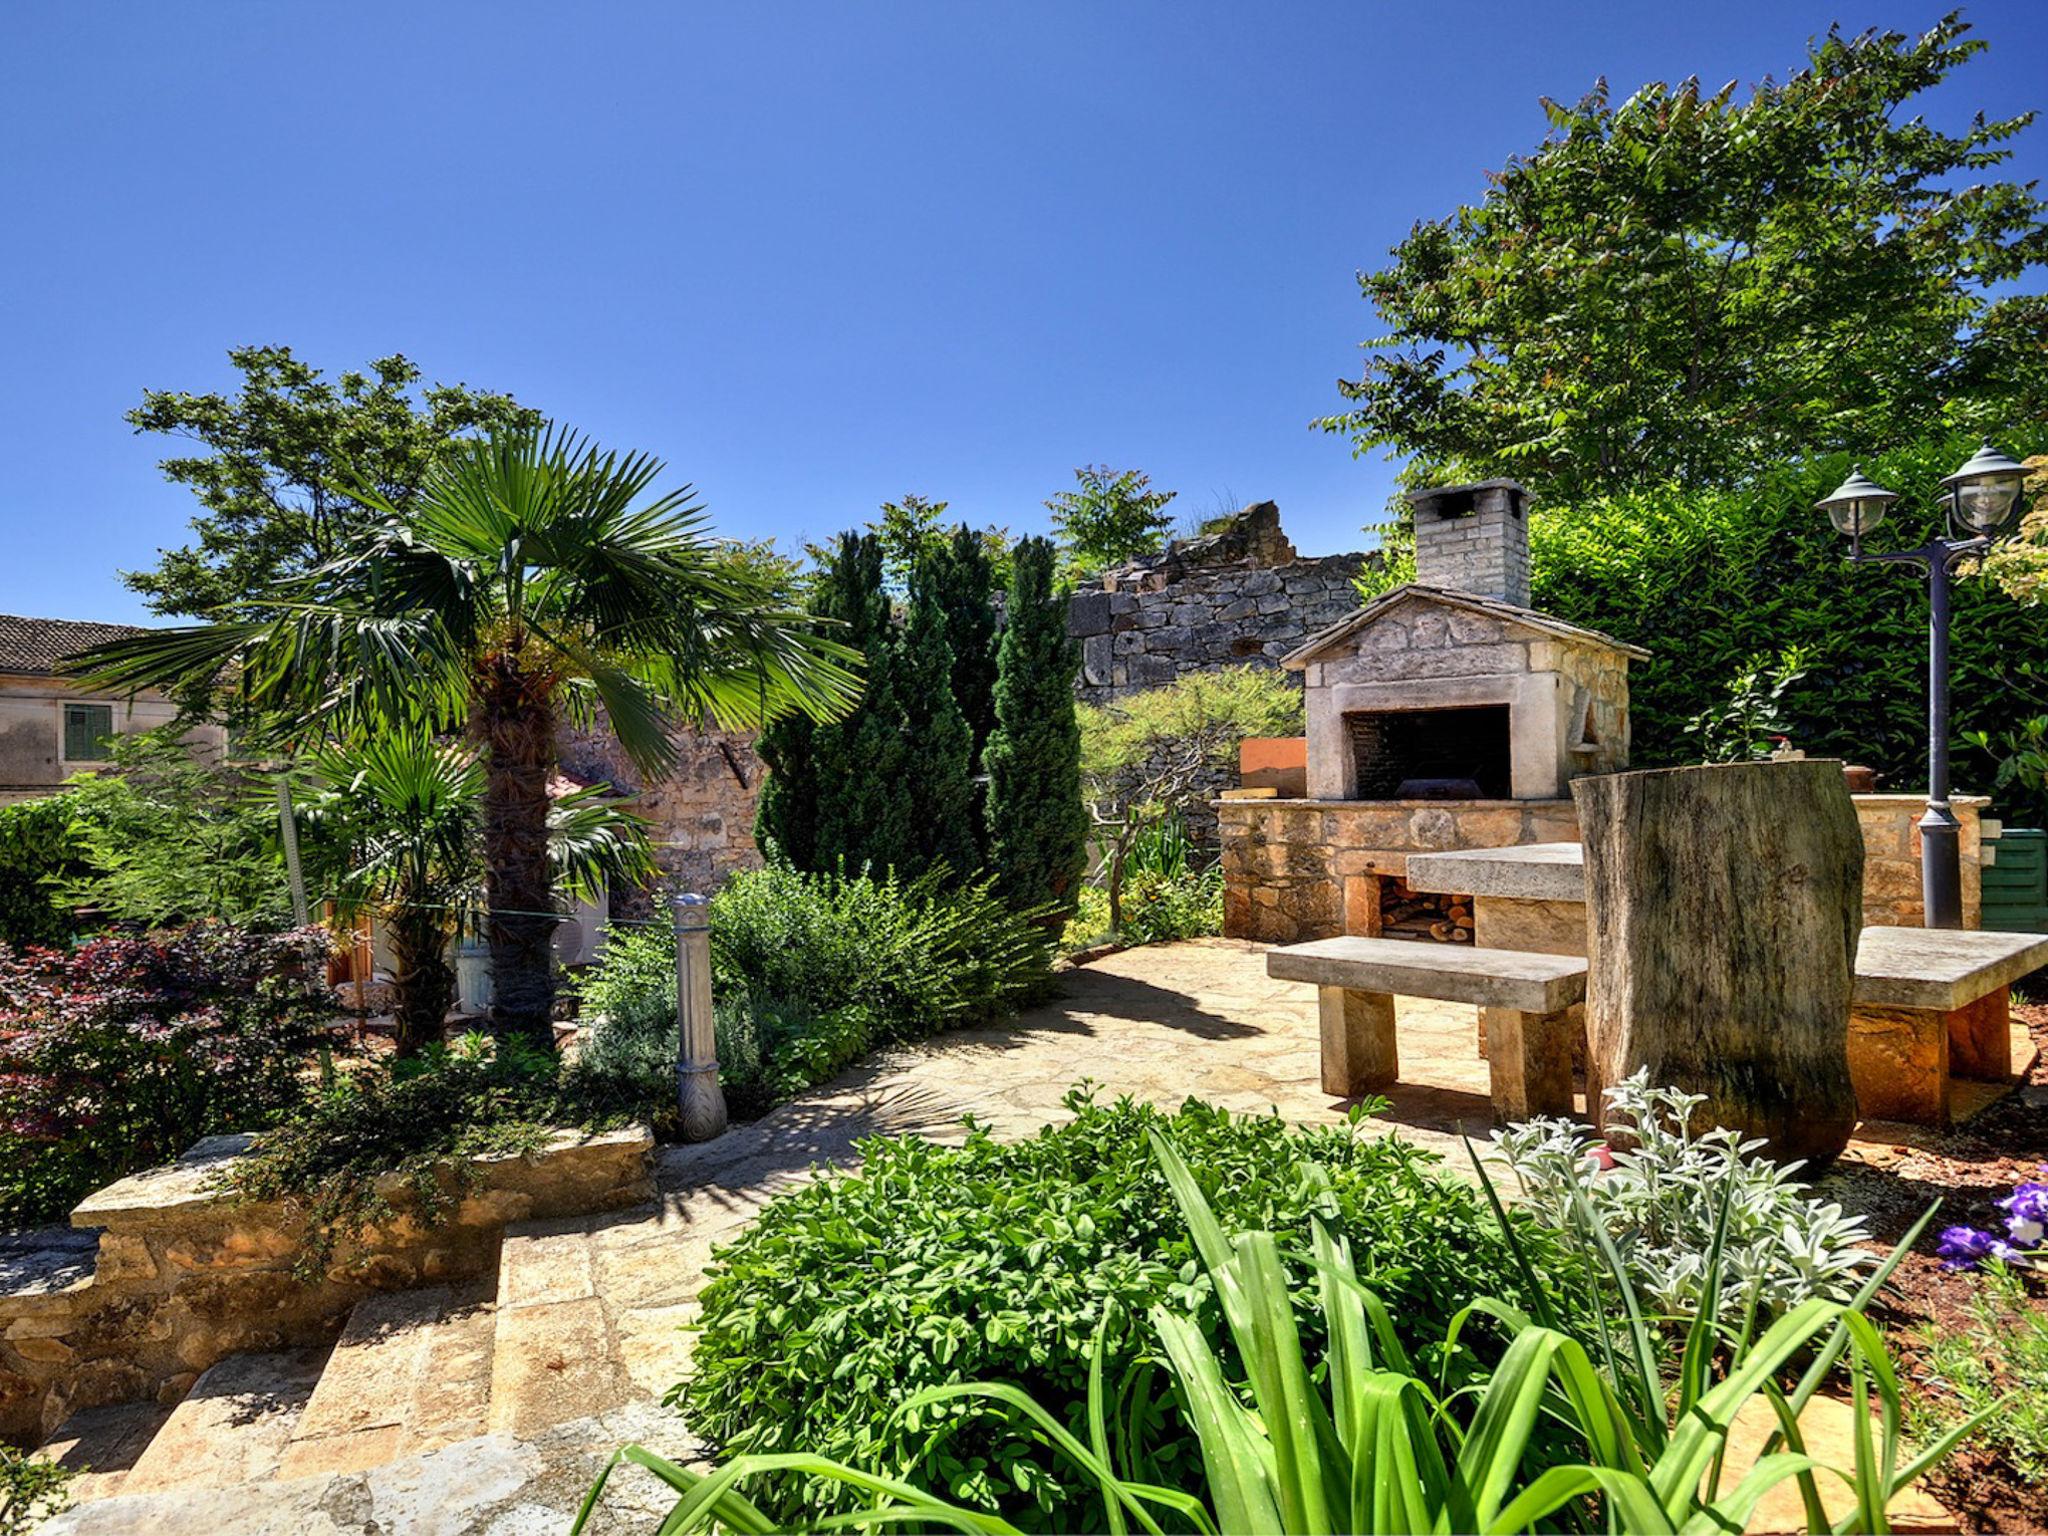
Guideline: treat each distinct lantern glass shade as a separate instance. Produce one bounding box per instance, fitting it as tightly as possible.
[1816,468,1898,538]
[1942,442,2029,535]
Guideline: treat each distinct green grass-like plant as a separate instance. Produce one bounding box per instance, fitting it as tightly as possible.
[582,1128,1982,1534]
[1913,1259,2048,1484]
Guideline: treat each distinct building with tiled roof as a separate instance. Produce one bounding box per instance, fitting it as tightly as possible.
[0,614,225,803]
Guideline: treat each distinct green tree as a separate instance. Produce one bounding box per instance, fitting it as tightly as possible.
[59,735,292,931]
[983,536,1088,921]
[124,346,539,619]
[77,426,860,1050]
[1045,465,1177,579]
[1320,14,2048,505]
[928,524,1001,766]
[900,554,982,876]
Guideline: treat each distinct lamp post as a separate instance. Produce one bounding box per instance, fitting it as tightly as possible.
[1816,441,2030,930]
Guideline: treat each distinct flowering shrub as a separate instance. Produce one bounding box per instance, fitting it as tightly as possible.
[1490,1070,1876,1323]
[0,926,330,1225]
[1936,1167,2047,1270]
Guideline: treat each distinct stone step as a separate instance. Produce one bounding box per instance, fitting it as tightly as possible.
[36,1400,176,1504]
[274,1281,495,1480]
[115,1348,327,1495]
[487,1217,631,1437]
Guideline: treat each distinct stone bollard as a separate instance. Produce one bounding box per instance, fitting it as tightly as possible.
[673,893,728,1141]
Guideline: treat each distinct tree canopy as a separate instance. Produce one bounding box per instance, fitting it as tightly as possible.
[124,346,539,618]
[1045,466,1177,578]
[1320,13,2048,505]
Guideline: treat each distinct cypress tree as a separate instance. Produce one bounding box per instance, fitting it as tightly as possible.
[900,554,982,878]
[931,525,1000,765]
[983,536,1088,920]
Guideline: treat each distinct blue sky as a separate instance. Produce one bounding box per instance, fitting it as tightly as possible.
[3,2,2042,623]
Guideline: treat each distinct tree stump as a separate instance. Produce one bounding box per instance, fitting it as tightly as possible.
[1571,761,1863,1167]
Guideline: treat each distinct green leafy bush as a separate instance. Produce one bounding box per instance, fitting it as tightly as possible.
[599,1130,1966,1536]
[0,1446,71,1534]
[677,1091,1553,1530]
[1490,1073,1875,1326]
[575,862,1052,1119]
[1914,1259,2048,1484]
[0,798,80,951]
[1527,430,2048,822]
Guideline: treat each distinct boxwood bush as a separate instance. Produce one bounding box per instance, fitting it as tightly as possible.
[678,1091,1559,1530]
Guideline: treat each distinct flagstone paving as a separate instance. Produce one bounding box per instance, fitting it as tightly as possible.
[35,938,1964,1532]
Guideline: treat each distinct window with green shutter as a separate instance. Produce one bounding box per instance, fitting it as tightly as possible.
[63,702,115,762]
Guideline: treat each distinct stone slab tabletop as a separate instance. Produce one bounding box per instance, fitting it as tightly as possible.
[1852,926,2048,1012]
[1405,842,1587,903]
[1267,935,1588,1013]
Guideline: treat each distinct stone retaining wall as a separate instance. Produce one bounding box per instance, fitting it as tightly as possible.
[1222,791,1987,945]
[0,1127,653,1443]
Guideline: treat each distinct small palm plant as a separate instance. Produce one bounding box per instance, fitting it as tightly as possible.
[579,1135,1987,1534]
[74,426,861,1049]
[294,729,652,1055]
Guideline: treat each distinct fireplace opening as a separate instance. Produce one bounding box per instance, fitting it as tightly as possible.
[1346,704,1511,800]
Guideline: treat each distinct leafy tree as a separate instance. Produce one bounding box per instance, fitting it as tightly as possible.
[1077,667,1304,933]
[124,346,538,619]
[296,730,650,1055]
[77,426,861,1050]
[983,536,1088,921]
[0,799,83,950]
[899,554,982,876]
[59,735,292,931]
[872,494,949,594]
[928,524,1001,767]
[1045,465,1177,579]
[1320,14,2048,505]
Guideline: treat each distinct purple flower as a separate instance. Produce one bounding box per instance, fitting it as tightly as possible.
[1999,1182,2048,1249]
[1937,1225,1999,1270]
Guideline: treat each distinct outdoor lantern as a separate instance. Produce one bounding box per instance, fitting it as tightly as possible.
[1941,440,2029,536]
[1815,467,1899,538]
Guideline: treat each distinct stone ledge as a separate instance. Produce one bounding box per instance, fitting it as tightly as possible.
[1267,936,1587,1012]
[1407,842,1587,902]
[1852,927,2048,1012]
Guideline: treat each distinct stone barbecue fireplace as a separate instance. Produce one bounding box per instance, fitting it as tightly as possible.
[1220,479,1649,944]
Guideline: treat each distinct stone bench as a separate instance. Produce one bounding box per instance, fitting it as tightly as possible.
[1266,936,1588,1121]
[1848,926,2048,1125]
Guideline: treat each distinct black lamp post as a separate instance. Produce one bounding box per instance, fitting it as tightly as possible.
[1816,441,2031,929]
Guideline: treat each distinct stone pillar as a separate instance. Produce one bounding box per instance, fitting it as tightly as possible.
[1319,986,1397,1097]
[674,893,727,1142]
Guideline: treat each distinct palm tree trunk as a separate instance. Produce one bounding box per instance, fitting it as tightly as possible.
[387,901,455,1058]
[477,653,559,1052]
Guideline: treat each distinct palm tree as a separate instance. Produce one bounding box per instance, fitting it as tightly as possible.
[296,730,653,1056]
[76,426,861,1049]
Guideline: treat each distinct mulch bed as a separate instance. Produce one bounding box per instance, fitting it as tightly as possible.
[1820,1001,2048,1534]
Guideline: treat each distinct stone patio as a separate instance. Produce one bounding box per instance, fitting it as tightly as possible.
[39,938,2006,1532]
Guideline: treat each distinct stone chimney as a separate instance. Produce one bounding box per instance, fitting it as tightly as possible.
[1406,479,1531,607]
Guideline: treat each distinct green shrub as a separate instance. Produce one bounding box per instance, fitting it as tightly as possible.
[0,798,80,951]
[594,1131,1971,1536]
[0,1447,71,1534]
[1526,429,2048,823]
[677,1091,1555,1530]
[574,862,1053,1119]
[1914,1259,2048,1484]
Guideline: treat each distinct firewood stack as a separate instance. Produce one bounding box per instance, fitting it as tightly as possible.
[1378,876,1473,943]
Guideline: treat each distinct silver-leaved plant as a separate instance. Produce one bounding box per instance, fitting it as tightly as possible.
[1490,1070,1876,1324]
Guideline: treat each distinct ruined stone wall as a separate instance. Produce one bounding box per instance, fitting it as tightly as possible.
[557,721,764,902]
[1069,503,1369,707]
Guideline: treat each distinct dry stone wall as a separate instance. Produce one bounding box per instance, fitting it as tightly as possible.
[558,720,764,902]
[1069,503,1370,707]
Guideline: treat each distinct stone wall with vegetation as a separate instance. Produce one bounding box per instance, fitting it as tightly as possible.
[0,1128,651,1443]
[1069,503,1369,707]
[559,721,764,898]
